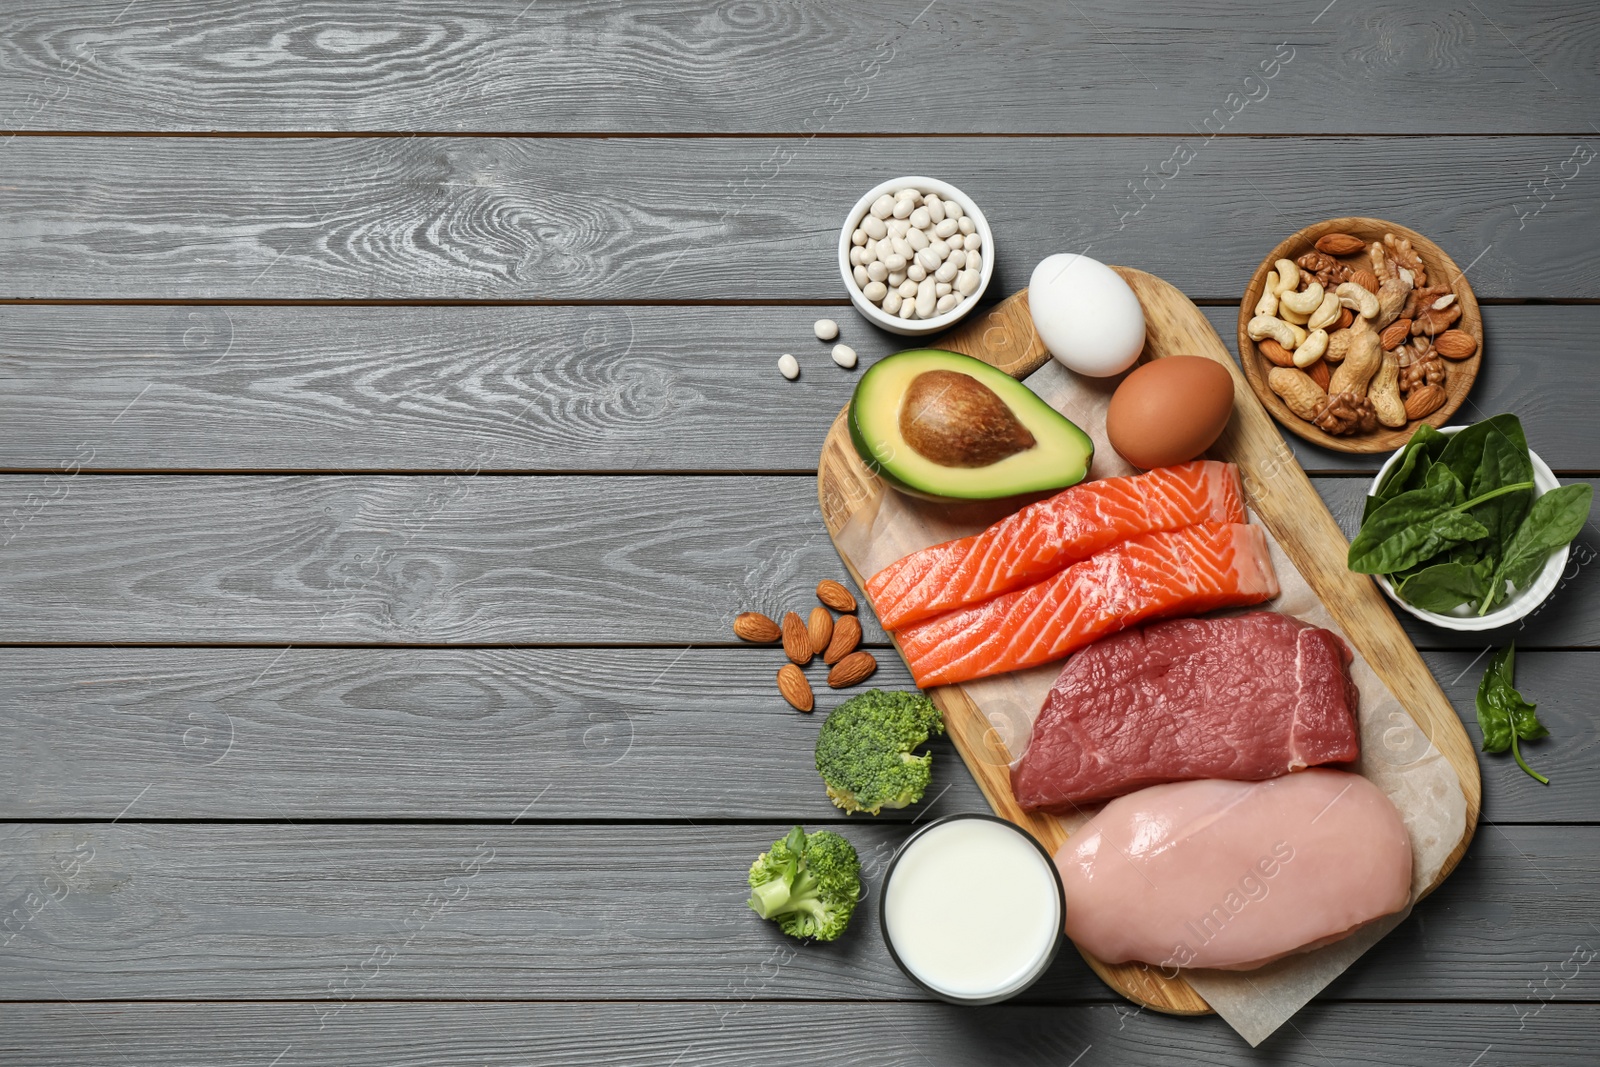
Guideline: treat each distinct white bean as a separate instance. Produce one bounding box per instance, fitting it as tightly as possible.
[943,199,964,221]
[887,217,910,238]
[860,215,887,240]
[915,277,937,318]
[852,228,868,246]
[861,282,887,304]
[926,197,946,224]
[853,264,870,287]
[909,206,931,230]
[934,260,958,283]
[814,318,839,341]
[955,268,980,295]
[892,197,913,219]
[966,251,983,275]
[929,237,949,260]
[890,235,913,260]
[936,293,959,315]
[898,279,918,298]
[860,239,878,263]
[935,281,952,297]
[832,343,857,368]
[963,233,981,252]
[778,353,799,380]
[957,215,976,235]
[849,246,865,266]
[870,194,896,220]
[882,291,902,315]
[906,263,927,282]
[947,249,966,269]
[898,299,916,319]
[934,217,958,239]
[882,253,907,273]
[887,270,905,287]
[906,227,929,252]
[866,260,888,282]
[895,187,921,203]
[915,248,940,272]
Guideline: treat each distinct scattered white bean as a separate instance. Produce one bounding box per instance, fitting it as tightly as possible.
[866,261,888,283]
[887,270,906,287]
[882,253,907,273]
[934,260,958,284]
[906,227,929,252]
[870,194,896,220]
[898,279,919,298]
[813,318,839,341]
[861,281,888,303]
[861,215,887,240]
[906,263,927,282]
[955,268,980,295]
[936,293,959,314]
[882,291,902,315]
[957,215,976,235]
[832,343,858,369]
[926,197,946,224]
[909,206,931,230]
[853,264,870,287]
[933,217,958,240]
[915,277,937,318]
[778,353,799,380]
[935,281,952,297]
[892,197,913,219]
[852,228,868,246]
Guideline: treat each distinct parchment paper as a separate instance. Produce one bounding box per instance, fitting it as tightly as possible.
[835,357,1468,1046]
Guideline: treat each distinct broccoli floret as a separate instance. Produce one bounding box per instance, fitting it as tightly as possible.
[815,689,945,815]
[747,826,861,942]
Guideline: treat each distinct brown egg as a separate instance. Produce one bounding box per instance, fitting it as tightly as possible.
[1106,356,1235,470]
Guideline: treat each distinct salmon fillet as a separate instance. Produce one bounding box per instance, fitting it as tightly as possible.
[897,523,1279,687]
[867,461,1244,631]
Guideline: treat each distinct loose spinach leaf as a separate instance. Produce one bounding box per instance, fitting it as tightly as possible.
[1439,414,1527,491]
[1396,560,1490,614]
[1365,423,1450,522]
[1467,427,1534,548]
[1475,644,1550,784]
[1347,468,1509,574]
[1477,483,1594,614]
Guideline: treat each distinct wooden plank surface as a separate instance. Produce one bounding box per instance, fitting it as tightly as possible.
[4,304,1598,474]
[0,136,1596,301]
[0,822,1593,1003]
[0,474,1594,648]
[1,647,1590,821]
[2,1002,1596,1067]
[0,1,1595,135]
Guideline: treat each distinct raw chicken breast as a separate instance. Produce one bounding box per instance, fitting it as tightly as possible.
[1056,770,1412,971]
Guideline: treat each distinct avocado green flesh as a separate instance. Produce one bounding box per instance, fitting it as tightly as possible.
[847,349,1094,501]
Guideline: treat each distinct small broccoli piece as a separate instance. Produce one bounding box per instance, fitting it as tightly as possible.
[747,826,861,942]
[815,689,945,815]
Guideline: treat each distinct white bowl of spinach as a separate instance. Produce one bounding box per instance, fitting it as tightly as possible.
[1352,416,1592,631]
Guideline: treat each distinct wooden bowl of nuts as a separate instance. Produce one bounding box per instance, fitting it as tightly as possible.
[1237,217,1482,454]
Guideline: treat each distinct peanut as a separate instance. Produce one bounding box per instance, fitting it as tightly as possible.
[1268,367,1329,422]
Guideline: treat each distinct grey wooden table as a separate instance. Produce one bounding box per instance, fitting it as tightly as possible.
[1,3,1597,1064]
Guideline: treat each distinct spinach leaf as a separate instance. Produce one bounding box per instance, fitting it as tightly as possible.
[1347,467,1521,574]
[1467,427,1534,548]
[1365,423,1450,522]
[1396,560,1490,614]
[1477,483,1594,614]
[1439,414,1526,491]
[1475,644,1550,784]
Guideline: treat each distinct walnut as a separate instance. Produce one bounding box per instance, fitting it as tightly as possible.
[1367,241,1414,329]
[1398,347,1446,393]
[1413,293,1462,336]
[1402,284,1447,320]
[1296,251,1353,289]
[1313,390,1378,435]
[1382,232,1428,288]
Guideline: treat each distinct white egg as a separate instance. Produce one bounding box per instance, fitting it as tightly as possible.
[1027,254,1146,377]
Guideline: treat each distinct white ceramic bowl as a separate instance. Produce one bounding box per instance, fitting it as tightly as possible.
[837,176,995,337]
[1369,425,1568,631]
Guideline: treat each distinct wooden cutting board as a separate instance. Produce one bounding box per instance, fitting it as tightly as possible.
[816,268,1482,1015]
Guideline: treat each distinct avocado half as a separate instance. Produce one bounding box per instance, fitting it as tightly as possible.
[847,349,1093,501]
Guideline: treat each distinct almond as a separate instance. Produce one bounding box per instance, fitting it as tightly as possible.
[781,611,812,666]
[1404,383,1447,420]
[776,663,813,712]
[1350,269,1380,294]
[823,614,862,665]
[816,579,857,613]
[732,611,781,643]
[1379,318,1412,351]
[1432,330,1478,360]
[1336,307,1356,331]
[1258,338,1295,367]
[807,606,834,657]
[827,651,877,689]
[1315,232,1366,257]
[1306,357,1331,391]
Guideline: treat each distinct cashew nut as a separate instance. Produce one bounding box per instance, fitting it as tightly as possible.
[1272,259,1300,295]
[1255,271,1280,317]
[1287,321,1308,348]
[1279,281,1325,317]
[1293,329,1329,368]
[1307,291,1342,332]
[1335,282,1380,320]
[1279,301,1310,326]
[1247,315,1299,350]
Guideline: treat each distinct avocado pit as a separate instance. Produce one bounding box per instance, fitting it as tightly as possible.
[899,369,1038,468]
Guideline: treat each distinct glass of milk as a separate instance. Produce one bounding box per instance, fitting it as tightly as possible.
[880,813,1064,1004]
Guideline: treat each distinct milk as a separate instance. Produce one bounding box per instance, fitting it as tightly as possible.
[882,816,1062,1001]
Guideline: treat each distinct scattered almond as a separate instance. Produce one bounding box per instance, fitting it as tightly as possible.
[1404,383,1447,420]
[1258,337,1295,367]
[816,579,857,613]
[1433,330,1478,360]
[776,663,814,712]
[827,651,878,689]
[1350,269,1380,295]
[823,615,862,665]
[732,611,781,643]
[1378,318,1412,351]
[807,606,834,657]
[1315,232,1366,257]
[781,611,813,666]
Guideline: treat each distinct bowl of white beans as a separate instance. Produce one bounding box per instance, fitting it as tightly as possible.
[839,176,994,337]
